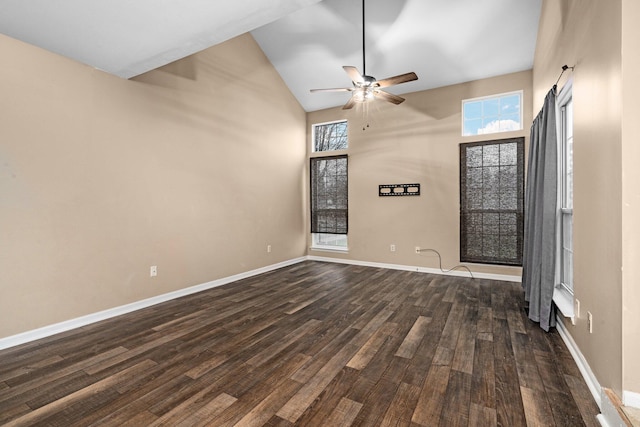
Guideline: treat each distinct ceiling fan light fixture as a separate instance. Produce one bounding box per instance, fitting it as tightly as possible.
[352,87,375,103]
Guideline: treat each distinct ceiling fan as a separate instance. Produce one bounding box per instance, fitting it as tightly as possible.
[310,0,418,110]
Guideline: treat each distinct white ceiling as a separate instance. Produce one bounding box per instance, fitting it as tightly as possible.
[0,0,541,112]
[252,0,542,111]
[0,0,321,78]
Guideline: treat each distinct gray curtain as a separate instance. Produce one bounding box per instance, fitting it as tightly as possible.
[522,88,558,332]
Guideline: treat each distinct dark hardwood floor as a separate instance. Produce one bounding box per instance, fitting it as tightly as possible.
[0,261,600,426]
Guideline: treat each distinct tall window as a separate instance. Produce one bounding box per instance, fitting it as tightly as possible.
[311,121,348,250]
[460,137,525,265]
[462,91,523,136]
[558,86,574,295]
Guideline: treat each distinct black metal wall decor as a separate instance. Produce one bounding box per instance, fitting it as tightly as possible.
[379,183,420,197]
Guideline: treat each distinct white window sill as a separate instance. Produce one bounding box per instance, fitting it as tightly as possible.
[309,246,349,254]
[553,285,575,322]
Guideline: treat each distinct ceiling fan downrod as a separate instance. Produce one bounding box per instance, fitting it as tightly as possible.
[362,0,366,77]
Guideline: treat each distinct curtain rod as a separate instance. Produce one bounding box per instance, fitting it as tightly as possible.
[554,64,575,88]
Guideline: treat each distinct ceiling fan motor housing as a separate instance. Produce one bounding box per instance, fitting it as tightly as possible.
[361,75,377,86]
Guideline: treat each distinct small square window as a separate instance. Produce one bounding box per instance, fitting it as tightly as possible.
[462,91,523,136]
[312,120,348,152]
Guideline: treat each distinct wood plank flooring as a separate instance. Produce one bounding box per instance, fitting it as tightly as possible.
[0,261,600,426]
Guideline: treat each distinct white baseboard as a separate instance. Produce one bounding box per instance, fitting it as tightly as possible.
[306,255,522,283]
[599,391,625,427]
[596,414,611,427]
[555,316,603,408]
[624,390,640,409]
[0,257,306,351]
[555,317,628,427]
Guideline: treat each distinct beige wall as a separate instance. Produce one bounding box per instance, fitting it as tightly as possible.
[0,33,307,338]
[622,0,640,396]
[533,0,625,394]
[306,71,532,278]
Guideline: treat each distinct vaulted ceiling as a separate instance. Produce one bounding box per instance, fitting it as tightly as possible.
[0,0,541,112]
[0,0,322,78]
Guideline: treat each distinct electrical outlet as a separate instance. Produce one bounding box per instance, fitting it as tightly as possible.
[415,246,421,254]
[587,311,593,333]
[150,266,157,277]
[390,244,396,252]
[267,245,272,253]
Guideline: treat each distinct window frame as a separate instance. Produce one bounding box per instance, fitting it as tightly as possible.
[311,119,348,153]
[309,118,349,251]
[462,90,524,137]
[311,233,348,251]
[459,137,525,266]
[554,80,575,319]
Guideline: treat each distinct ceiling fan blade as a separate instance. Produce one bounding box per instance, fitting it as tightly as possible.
[376,72,418,88]
[374,90,405,105]
[343,66,364,84]
[310,87,353,93]
[342,96,357,110]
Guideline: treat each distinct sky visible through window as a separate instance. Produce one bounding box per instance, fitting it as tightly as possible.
[463,92,522,136]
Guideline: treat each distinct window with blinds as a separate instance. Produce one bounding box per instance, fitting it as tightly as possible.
[460,137,524,265]
[310,155,348,236]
